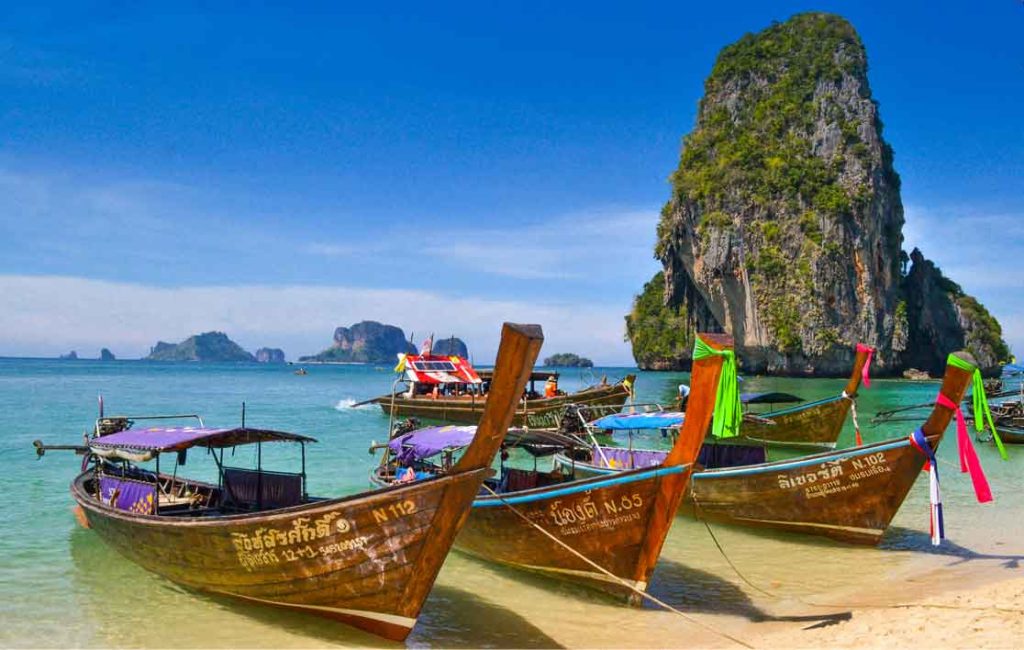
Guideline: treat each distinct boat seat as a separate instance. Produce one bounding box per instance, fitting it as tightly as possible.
[221,467,303,510]
[500,468,538,492]
[499,468,566,493]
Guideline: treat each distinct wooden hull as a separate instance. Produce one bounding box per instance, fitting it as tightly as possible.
[995,427,1024,444]
[378,383,630,427]
[555,438,930,545]
[740,396,850,448]
[72,467,489,641]
[373,465,689,601]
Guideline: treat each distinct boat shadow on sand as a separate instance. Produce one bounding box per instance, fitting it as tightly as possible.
[648,558,851,629]
[458,551,848,631]
[880,526,1024,568]
[69,528,560,648]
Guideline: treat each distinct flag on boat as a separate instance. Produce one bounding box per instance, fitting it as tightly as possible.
[399,353,482,385]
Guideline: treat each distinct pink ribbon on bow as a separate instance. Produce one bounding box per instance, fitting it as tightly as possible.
[936,392,993,503]
[856,343,874,389]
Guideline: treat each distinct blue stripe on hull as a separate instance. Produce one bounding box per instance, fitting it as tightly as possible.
[473,464,686,508]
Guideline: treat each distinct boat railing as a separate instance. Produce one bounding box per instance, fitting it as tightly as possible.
[94,413,205,437]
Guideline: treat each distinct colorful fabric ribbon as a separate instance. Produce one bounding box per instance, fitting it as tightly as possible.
[855,343,874,389]
[842,391,863,446]
[936,391,993,503]
[908,427,944,545]
[693,336,740,438]
[945,354,1008,460]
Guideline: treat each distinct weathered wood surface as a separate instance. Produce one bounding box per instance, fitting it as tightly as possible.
[734,345,872,448]
[376,382,631,427]
[688,350,975,544]
[556,351,976,545]
[454,333,731,601]
[70,322,544,642]
[75,470,485,640]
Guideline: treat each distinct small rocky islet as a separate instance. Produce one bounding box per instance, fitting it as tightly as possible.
[626,13,1006,377]
[543,353,594,368]
[299,321,470,363]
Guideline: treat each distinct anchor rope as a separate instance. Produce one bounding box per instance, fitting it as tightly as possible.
[842,391,863,446]
[691,492,1024,615]
[480,483,754,649]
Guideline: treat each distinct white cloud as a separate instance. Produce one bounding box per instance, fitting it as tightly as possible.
[0,275,636,364]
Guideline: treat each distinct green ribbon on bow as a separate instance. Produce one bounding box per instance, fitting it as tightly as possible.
[947,353,1008,460]
[693,335,741,438]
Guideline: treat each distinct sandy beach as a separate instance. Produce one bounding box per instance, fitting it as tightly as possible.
[737,560,1024,646]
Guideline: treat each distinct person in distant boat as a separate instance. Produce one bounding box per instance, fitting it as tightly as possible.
[676,383,690,410]
[544,376,558,398]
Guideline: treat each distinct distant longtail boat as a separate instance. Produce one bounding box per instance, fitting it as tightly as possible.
[355,349,633,428]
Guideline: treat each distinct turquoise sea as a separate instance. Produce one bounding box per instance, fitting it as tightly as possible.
[1,358,1021,648]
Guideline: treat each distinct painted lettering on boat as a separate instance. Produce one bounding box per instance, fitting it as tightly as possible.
[278,536,372,562]
[230,511,345,571]
[524,412,561,428]
[371,499,417,524]
[775,454,891,500]
[547,492,643,536]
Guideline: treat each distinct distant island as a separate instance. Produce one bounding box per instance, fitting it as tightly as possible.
[431,337,469,358]
[59,351,78,360]
[145,332,256,362]
[544,353,593,368]
[255,347,286,363]
[99,348,116,361]
[300,321,416,363]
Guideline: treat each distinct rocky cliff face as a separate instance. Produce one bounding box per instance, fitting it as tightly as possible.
[629,13,1006,376]
[99,348,116,361]
[902,249,1007,376]
[145,332,256,362]
[300,321,416,363]
[255,347,286,363]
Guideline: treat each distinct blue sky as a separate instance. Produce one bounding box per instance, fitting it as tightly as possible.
[1,1,1021,363]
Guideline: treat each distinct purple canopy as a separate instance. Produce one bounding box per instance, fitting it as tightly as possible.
[90,426,315,452]
[388,425,477,465]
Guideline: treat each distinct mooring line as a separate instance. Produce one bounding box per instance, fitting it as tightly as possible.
[481,483,754,649]
[691,494,1024,616]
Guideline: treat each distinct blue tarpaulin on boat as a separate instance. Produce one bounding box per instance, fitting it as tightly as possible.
[591,411,685,430]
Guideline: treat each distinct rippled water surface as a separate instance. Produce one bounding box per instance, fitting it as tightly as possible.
[1,359,1020,648]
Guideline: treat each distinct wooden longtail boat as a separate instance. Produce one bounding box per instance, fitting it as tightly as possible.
[728,343,874,449]
[35,323,544,642]
[372,333,731,601]
[554,351,977,545]
[358,350,633,428]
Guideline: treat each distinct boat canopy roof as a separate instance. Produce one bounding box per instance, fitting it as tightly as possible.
[398,353,482,385]
[591,411,685,430]
[90,426,317,453]
[389,425,585,464]
[741,392,804,405]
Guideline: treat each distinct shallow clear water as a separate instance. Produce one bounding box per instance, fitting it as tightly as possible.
[1,359,1020,648]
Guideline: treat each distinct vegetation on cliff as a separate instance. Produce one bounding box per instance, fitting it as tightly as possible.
[543,353,594,368]
[145,332,256,362]
[625,272,693,369]
[630,12,1007,375]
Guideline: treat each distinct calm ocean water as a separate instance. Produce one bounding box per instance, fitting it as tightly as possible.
[1,358,1020,648]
